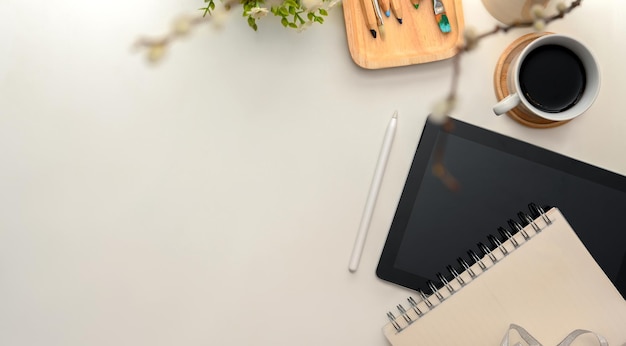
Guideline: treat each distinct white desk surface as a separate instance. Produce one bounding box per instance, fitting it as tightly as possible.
[1,1,625,345]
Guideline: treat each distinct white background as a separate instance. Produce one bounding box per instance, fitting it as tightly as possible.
[1,0,625,345]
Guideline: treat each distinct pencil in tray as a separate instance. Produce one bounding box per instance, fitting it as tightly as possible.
[380,0,391,17]
[361,0,379,38]
[389,0,403,24]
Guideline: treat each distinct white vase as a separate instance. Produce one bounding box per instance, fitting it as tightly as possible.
[481,0,554,24]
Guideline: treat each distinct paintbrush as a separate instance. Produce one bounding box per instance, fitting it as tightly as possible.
[433,0,450,33]
[372,0,386,39]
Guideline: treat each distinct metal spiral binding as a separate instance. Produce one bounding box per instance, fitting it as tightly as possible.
[407,297,423,316]
[508,218,530,240]
[446,265,465,286]
[417,289,433,309]
[458,257,476,278]
[385,203,552,334]
[498,227,518,247]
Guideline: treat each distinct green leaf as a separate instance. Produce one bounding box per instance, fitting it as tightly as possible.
[200,0,216,17]
[319,8,328,16]
[248,16,256,27]
[314,16,323,23]
[289,6,296,14]
[288,22,297,28]
[307,12,315,20]
[279,7,289,16]
[281,17,289,26]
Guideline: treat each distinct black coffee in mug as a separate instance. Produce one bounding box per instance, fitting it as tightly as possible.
[519,44,586,113]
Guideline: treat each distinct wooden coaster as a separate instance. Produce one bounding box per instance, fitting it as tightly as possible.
[493,32,570,128]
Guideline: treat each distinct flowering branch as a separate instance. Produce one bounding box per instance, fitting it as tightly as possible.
[134,0,239,63]
[432,0,583,122]
[134,0,583,190]
[429,0,583,190]
[134,0,340,62]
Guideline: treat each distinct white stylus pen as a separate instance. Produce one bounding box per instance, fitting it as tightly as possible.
[349,111,398,273]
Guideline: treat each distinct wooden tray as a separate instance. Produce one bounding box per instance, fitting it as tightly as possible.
[342,0,465,69]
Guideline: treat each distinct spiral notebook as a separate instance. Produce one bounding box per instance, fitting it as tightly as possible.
[383,206,626,345]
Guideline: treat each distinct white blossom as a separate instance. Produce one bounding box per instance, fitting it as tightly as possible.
[556,1,567,13]
[147,43,166,63]
[297,21,314,33]
[530,4,545,19]
[430,97,456,124]
[249,6,269,19]
[533,18,546,31]
[172,16,192,36]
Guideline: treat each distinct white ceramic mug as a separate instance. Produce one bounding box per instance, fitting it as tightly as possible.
[493,34,600,122]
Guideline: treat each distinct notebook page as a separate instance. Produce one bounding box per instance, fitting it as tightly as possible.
[383,208,626,345]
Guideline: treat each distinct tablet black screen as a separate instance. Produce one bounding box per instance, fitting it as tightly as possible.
[376,117,626,298]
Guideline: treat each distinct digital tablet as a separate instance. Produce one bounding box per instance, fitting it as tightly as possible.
[376,116,626,298]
